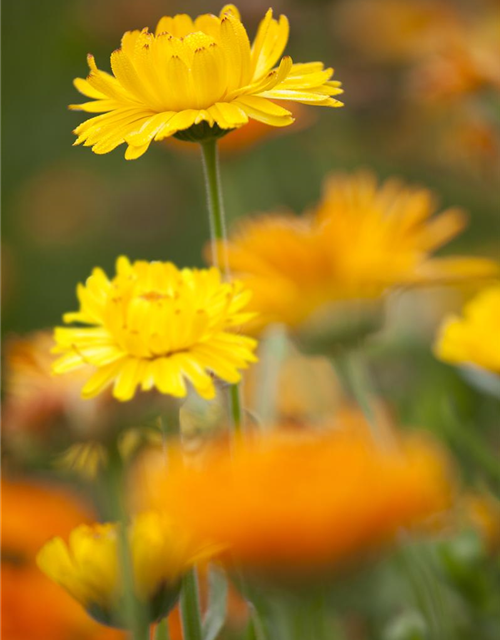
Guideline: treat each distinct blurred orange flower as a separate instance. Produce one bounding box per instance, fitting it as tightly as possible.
[410,9,500,102]
[141,429,452,580]
[335,0,455,64]
[336,0,500,102]
[3,331,109,442]
[1,478,123,640]
[463,493,500,553]
[219,171,497,332]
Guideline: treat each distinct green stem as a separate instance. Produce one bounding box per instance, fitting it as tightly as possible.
[200,138,243,434]
[105,447,150,640]
[333,348,392,448]
[155,618,171,640]
[180,569,203,640]
[200,138,229,275]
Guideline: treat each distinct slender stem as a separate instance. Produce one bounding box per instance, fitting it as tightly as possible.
[200,138,243,434]
[155,618,171,640]
[229,383,243,433]
[333,348,393,448]
[105,450,150,640]
[200,138,229,275]
[180,569,203,640]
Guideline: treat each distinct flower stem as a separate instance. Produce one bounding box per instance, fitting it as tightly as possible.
[180,569,203,640]
[200,138,243,434]
[104,446,150,640]
[200,138,229,275]
[155,618,171,640]
[333,348,392,448]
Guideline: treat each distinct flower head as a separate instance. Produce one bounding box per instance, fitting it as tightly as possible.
[142,429,452,578]
[434,284,500,374]
[37,512,210,627]
[220,171,498,332]
[53,257,257,402]
[71,4,343,158]
[2,479,120,640]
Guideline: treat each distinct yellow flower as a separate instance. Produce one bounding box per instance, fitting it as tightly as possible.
[53,257,257,402]
[434,284,500,374]
[70,4,343,159]
[220,171,498,332]
[141,429,452,579]
[37,512,211,627]
[2,479,121,640]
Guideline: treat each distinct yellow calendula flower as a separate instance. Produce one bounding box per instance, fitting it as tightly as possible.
[53,257,257,402]
[37,512,212,627]
[434,284,500,374]
[220,171,498,332]
[70,4,343,158]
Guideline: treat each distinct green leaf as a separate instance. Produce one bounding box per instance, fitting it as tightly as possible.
[203,567,228,640]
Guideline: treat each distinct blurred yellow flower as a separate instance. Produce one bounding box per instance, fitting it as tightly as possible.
[53,257,257,402]
[70,4,343,159]
[434,284,500,374]
[142,429,452,578]
[37,511,212,627]
[220,171,497,332]
[2,479,122,640]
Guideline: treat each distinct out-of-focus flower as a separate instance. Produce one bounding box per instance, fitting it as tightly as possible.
[56,428,164,479]
[336,0,500,102]
[439,110,500,177]
[462,493,500,554]
[434,284,500,374]
[71,4,342,158]
[55,442,109,479]
[220,171,497,333]
[53,257,257,402]
[37,511,214,627]
[3,331,109,441]
[2,479,94,558]
[1,479,123,640]
[142,429,452,579]
[410,10,500,102]
[335,0,455,64]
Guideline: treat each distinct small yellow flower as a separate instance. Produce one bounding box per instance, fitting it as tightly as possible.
[53,257,257,402]
[220,171,498,332]
[434,284,500,374]
[36,512,211,627]
[70,4,343,159]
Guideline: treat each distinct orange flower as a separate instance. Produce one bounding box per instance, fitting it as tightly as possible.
[142,429,452,579]
[3,331,109,440]
[462,493,500,554]
[219,171,497,333]
[410,9,500,102]
[1,478,123,640]
[335,0,455,64]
